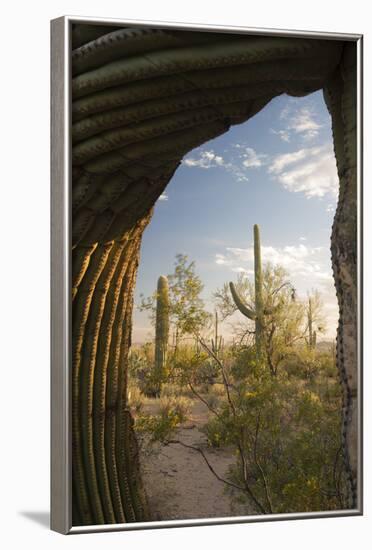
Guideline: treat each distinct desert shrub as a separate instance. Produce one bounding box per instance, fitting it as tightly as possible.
[129,343,170,397]
[168,344,219,388]
[129,344,155,394]
[209,383,227,398]
[201,409,232,448]
[159,396,191,419]
[317,351,338,378]
[160,382,193,399]
[230,346,259,380]
[135,396,191,442]
[202,369,347,514]
[127,385,145,414]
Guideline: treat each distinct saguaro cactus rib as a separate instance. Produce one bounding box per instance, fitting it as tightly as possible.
[72,27,235,76]
[72,244,98,300]
[72,84,286,143]
[82,171,177,248]
[72,241,114,524]
[110,218,150,518]
[79,239,128,524]
[82,172,132,213]
[72,212,151,524]
[72,103,243,164]
[105,251,139,523]
[71,73,327,144]
[92,238,130,524]
[72,57,332,122]
[324,43,357,507]
[72,24,122,50]
[72,38,341,99]
[95,230,146,523]
[115,241,147,520]
[81,119,228,176]
[72,173,106,212]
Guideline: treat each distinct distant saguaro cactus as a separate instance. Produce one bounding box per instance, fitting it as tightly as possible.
[306,296,318,350]
[229,224,265,362]
[154,275,170,395]
[211,311,223,357]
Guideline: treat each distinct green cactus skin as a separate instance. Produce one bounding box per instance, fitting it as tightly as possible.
[307,297,317,350]
[211,311,223,357]
[154,275,170,396]
[72,216,151,525]
[253,224,264,359]
[229,224,265,362]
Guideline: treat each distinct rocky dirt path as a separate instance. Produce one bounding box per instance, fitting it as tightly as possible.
[138,399,254,521]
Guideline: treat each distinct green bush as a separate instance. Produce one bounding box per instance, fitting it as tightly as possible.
[135,396,191,442]
[202,369,346,513]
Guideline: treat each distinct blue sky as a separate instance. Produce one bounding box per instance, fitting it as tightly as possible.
[132,90,339,343]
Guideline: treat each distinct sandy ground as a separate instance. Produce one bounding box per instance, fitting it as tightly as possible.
[137,399,254,521]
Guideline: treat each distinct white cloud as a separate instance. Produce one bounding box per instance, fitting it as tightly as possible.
[288,107,322,140]
[217,243,332,288]
[272,103,323,143]
[231,266,254,275]
[182,150,225,169]
[227,243,321,269]
[268,144,338,198]
[241,147,267,168]
[183,147,250,182]
[181,105,338,200]
[215,253,227,265]
[268,148,315,174]
[158,193,169,201]
[270,129,290,142]
[279,104,291,121]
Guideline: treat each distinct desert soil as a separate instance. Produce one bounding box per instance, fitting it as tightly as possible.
[137,398,254,521]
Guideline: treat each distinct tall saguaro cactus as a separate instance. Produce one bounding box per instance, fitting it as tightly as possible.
[229,224,265,362]
[154,275,170,395]
[307,296,317,350]
[211,310,223,357]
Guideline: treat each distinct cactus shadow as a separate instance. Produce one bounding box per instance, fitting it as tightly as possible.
[19,511,50,529]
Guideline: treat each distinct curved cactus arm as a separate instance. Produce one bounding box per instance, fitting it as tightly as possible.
[229,281,256,321]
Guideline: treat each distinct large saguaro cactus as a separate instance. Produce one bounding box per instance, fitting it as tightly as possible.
[154,275,170,396]
[229,224,265,362]
[68,22,357,522]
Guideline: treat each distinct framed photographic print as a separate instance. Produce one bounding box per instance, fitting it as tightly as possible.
[51,15,363,534]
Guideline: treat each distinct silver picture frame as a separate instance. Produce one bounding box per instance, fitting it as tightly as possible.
[51,15,363,534]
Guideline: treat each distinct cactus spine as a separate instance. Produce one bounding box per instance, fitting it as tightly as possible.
[229,224,265,362]
[154,275,170,395]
